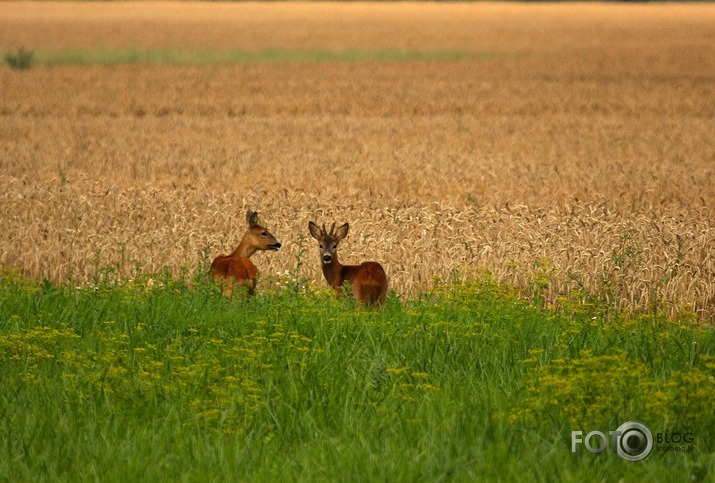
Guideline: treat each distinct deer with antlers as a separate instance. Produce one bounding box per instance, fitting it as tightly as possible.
[308,221,388,307]
[211,210,281,296]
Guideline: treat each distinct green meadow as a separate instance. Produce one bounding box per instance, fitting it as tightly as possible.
[1,268,713,482]
[4,47,490,67]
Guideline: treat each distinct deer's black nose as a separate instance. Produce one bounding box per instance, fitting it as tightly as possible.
[322,255,332,264]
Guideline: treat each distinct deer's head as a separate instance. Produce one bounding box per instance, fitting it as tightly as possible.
[308,221,349,265]
[245,210,281,252]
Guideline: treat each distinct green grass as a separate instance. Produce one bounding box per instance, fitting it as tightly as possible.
[0,269,714,481]
[2,47,497,67]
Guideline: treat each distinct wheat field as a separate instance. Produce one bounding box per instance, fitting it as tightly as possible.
[1,2,714,318]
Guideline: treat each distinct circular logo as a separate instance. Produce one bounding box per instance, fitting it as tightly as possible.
[615,421,653,462]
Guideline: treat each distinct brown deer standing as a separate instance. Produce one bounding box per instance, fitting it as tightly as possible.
[308,221,388,307]
[211,210,281,296]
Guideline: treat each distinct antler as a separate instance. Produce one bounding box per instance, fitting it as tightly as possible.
[320,222,337,237]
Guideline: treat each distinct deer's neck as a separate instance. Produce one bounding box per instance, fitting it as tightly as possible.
[228,235,256,259]
[322,256,357,289]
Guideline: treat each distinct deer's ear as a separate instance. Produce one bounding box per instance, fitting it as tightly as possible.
[335,223,349,241]
[308,221,322,240]
[247,210,259,228]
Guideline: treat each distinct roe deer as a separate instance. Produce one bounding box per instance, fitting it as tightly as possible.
[211,210,281,296]
[308,221,388,307]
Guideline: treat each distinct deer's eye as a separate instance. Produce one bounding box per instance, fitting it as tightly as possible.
[319,244,324,249]
[261,232,268,237]
[332,245,337,250]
